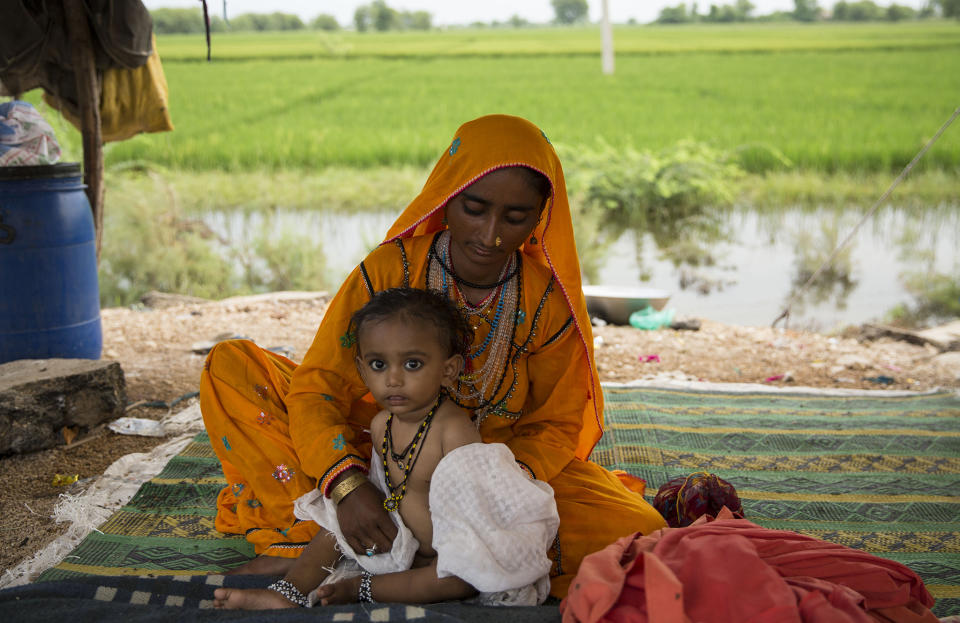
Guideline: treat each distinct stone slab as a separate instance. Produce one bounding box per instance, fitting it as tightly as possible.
[918,320,960,352]
[861,322,960,352]
[0,358,126,455]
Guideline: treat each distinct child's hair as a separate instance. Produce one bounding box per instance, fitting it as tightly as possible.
[350,287,473,359]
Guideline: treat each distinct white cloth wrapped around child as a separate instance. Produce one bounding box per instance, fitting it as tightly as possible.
[293,442,560,606]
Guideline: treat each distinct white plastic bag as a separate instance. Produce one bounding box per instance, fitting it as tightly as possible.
[108,417,166,437]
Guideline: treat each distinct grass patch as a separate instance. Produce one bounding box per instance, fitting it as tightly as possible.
[106,163,428,214]
[21,22,960,174]
[154,22,960,61]
[100,49,960,172]
[741,169,960,208]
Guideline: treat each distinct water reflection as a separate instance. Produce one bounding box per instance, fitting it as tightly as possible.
[201,204,959,330]
[203,209,395,289]
[587,204,959,330]
[788,216,859,313]
[577,200,732,294]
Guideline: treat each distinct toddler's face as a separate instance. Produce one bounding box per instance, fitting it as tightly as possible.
[355,316,460,421]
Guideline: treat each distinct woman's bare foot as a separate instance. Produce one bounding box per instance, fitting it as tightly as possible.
[224,554,296,576]
[213,587,297,610]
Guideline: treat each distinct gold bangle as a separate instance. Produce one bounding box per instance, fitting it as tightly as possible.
[330,472,368,505]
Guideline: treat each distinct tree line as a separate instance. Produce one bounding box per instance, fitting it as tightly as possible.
[656,0,959,23]
[151,0,592,35]
[151,9,342,34]
[150,0,958,35]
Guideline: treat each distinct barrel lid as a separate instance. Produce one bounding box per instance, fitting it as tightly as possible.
[0,162,82,180]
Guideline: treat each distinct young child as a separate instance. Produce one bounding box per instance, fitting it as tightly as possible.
[214,287,558,609]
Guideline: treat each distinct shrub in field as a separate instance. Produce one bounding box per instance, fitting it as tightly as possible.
[229,13,305,32]
[832,1,884,21]
[563,141,742,279]
[887,272,960,327]
[99,170,331,307]
[231,211,330,293]
[566,187,610,284]
[567,140,742,229]
[312,15,341,31]
[151,8,227,34]
[255,232,328,292]
[99,172,235,307]
[552,0,589,24]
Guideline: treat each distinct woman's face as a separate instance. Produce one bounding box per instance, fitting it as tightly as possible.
[445,167,545,279]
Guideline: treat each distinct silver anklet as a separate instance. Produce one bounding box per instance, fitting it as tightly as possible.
[358,571,375,603]
[267,578,309,607]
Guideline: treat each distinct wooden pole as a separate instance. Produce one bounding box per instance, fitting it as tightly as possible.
[601,0,614,75]
[63,0,105,263]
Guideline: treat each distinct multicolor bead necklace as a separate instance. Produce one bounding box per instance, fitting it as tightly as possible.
[467,284,506,360]
[427,231,520,424]
[380,393,441,512]
[430,238,519,290]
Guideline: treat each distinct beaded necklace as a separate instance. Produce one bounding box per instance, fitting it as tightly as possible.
[380,393,442,512]
[427,231,521,424]
[431,243,519,290]
[388,426,419,470]
[388,392,444,470]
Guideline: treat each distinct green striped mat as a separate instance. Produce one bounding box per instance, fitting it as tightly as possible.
[37,386,960,616]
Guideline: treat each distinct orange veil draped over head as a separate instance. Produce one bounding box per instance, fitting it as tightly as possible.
[383,114,603,459]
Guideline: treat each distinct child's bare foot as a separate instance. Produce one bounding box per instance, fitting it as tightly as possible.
[224,554,295,576]
[213,587,298,610]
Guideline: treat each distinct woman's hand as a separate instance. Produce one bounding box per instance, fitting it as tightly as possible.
[337,481,398,556]
[314,575,362,606]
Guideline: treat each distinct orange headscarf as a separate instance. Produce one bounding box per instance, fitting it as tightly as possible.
[383,114,603,459]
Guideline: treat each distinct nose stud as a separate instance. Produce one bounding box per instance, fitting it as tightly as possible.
[495,236,502,247]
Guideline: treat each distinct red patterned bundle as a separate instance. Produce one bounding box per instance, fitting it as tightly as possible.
[653,472,744,528]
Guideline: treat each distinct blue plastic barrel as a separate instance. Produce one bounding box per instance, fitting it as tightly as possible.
[0,163,102,363]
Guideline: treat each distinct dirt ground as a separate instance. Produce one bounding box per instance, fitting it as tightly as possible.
[2,291,958,576]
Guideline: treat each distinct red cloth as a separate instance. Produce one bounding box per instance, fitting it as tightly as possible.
[560,509,937,623]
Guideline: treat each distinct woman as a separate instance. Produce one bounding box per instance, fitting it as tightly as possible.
[200,114,666,598]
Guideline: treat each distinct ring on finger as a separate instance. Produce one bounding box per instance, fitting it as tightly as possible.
[365,544,378,557]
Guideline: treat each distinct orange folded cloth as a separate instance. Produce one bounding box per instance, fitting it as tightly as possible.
[561,508,937,623]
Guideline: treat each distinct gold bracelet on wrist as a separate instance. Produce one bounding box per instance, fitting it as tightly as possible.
[330,472,368,505]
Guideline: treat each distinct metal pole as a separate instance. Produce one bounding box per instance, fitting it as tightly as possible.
[601,0,614,75]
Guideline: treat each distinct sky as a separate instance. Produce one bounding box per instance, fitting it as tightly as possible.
[142,0,930,26]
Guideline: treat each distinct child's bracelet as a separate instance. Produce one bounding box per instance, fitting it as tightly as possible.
[330,472,368,505]
[267,579,309,607]
[358,571,375,603]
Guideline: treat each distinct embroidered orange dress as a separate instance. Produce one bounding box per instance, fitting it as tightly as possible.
[200,115,666,597]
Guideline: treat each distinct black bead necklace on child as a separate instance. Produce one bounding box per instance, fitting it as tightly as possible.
[380,392,444,512]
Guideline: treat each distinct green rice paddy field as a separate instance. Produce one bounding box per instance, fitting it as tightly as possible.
[83,22,960,173]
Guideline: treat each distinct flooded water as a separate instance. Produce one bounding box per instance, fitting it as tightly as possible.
[203,204,959,330]
[589,205,959,330]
